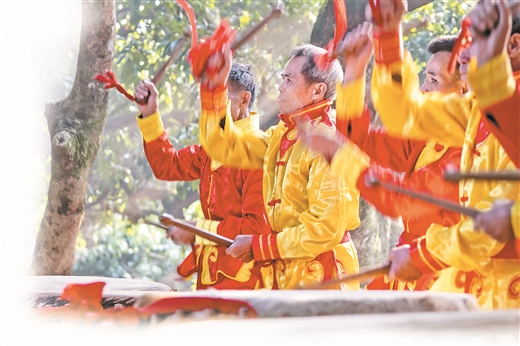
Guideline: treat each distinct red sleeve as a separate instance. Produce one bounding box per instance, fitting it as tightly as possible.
[409,236,449,274]
[215,169,272,240]
[482,83,520,168]
[357,160,460,220]
[143,132,203,181]
[341,106,417,172]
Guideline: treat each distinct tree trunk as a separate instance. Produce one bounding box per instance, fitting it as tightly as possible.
[32,0,116,275]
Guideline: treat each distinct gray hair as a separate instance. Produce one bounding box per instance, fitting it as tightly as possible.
[288,44,343,101]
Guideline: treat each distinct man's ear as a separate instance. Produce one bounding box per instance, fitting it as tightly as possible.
[241,91,252,108]
[312,82,327,101]
[509,33,520,59]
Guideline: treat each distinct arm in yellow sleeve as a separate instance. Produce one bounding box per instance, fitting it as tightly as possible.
[330,140,370,189]
[336,78,365,122]
[426,179,519,271]
[371,51,470,147]
[198,84,269,170]
[467,52,516,109]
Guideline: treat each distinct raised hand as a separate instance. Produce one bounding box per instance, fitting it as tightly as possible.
[370,0,408,33]
[201,44,233,90]
[134,79,159,117]
[467,0,512,67]
[339,21,374,83]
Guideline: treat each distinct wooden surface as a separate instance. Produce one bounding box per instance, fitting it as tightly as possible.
[134,289,481,317]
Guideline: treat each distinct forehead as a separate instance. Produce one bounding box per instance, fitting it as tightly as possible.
[426,51,452,77]
[282,56,306,77]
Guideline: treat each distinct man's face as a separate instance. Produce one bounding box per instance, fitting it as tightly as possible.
[277,56,315,114]
[420,51,465,95]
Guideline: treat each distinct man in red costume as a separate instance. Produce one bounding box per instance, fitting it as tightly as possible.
[133,62,273,290]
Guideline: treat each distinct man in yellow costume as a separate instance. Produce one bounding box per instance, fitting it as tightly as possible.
[364,0,519,309]
[196,44,361,290]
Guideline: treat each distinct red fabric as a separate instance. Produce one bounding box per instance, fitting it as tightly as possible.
[345,105,461,239]
[367,0,383,27]
[252,234,281,261]
[481,73,520,167]
[143,132,272,289]
[278,99,334,158]
[177,0,236,82]
[449,17,472,74]
[93,71,146,105]
[409,237,448,274]
[33,282,257,325]
[373,29,403,65]
[315,0,347,70]
[345,107,419,172]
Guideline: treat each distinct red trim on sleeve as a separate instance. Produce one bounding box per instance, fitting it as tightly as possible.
[409,237,448,274]
[252,234,280,262]
[373,29,403,65]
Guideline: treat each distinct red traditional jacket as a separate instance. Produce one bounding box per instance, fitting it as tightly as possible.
[338,107,462,290]
[139,112,272,290]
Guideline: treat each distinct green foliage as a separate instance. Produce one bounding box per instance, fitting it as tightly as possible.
[402,0,474,82]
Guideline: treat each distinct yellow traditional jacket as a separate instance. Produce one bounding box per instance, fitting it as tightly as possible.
[370,51,519,309]
[198,84,361,290]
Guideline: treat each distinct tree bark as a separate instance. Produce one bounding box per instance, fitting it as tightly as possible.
[32,0,116,275]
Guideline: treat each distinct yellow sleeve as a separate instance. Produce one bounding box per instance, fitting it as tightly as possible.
[467,51,516,109]
[194,219,219,246]
[371,51,470,147]
[512,201,520,240]
[336,78,365,121]
[198,85,269,170]
[136,111,165,143]
[277,150,361,260]
[330,140,370,188]
[426,179,520,271]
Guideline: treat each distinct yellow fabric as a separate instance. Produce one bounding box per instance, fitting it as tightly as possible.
[330,140,370,188]
[372,50,520,309]
[136,112,165,143]
[513,201,520,240]
[336,79,365,121]
[209,113,259,171]
[200,93,361,290]
[195,219,219,246]
[198,246,255,284]
[414,140,450,171]
[467,52,516,109]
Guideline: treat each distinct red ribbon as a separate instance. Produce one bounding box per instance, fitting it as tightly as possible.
[315,0,347,70]
[176,0,236,81]
[93,70,146,105]
[448,17,472,74]
[368,0,383,27]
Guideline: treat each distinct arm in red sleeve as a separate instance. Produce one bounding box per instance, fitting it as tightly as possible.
[482,83,520,168]
[143,133,203,181]
[341,106,418,172]
[215,169,272,240]
[409,236,449,275]
[357,158,460,220]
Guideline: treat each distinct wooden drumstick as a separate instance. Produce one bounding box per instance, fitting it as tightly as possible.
[302,264,391,290]
[157,213,234,247]
[443,170,520,182]
[369,178,481,219]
